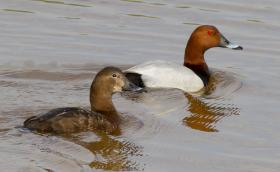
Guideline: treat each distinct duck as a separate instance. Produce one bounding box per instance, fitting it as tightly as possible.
[24,67,139,135]
[125,25,243,92]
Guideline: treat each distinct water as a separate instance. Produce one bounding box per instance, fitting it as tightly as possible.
[0,0,280,171]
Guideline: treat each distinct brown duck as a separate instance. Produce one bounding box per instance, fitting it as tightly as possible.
[24,67,139,135]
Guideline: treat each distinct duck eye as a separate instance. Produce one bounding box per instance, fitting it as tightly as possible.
[112,74,117,78]
[207,30,214,36]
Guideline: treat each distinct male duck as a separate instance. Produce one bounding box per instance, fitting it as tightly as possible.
[125,25,243,92]
[24,67,139,135]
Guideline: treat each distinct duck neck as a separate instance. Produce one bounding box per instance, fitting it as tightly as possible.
[90,84,120,124]
[183,39,210,86]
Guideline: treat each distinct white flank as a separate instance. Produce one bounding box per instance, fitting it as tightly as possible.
[126,60,204,92]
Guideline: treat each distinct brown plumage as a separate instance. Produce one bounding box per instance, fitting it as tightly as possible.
[184,25,243,85]
[125,25,243,92]
[24,67,138,135]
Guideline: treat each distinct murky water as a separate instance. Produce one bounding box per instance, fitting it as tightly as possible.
[0,0,280,171]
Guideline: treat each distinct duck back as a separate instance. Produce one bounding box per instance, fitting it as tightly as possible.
[24,107,113,134]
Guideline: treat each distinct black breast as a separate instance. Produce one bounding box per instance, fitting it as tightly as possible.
[184,63,210,86]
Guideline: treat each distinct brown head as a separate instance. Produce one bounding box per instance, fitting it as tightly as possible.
[90,66,139,112]
[186,25,242,54]
[184,25,243,85]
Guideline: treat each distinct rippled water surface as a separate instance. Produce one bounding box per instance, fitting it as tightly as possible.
[0,0,280,171]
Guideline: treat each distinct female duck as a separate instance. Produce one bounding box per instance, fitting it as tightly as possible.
[125,25,243,92]
[24,67,138,135]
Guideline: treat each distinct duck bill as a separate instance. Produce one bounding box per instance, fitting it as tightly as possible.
[122,79,142,92]
[219,34,243,50]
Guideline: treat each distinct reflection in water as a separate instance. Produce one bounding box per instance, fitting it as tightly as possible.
[183,22,200,26]
[183,94,239,132]
[247,19,263,23]
[121,70,241,133]
[0,128,10,133]
[73,132,144,171]
[149,3,166,6]
[3,9,34,13]
[176,5,191,8]
[121,0,145,3]
[183,70,241,132]
[33,0,92,7]
[127,14,159,19]
[203,70,242,98]
[199,8,219,12]
[63,17,80,20]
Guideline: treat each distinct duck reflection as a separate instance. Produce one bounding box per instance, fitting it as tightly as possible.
[120,70,241,133]
[183,72,240,132]
[72,132,144,171]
